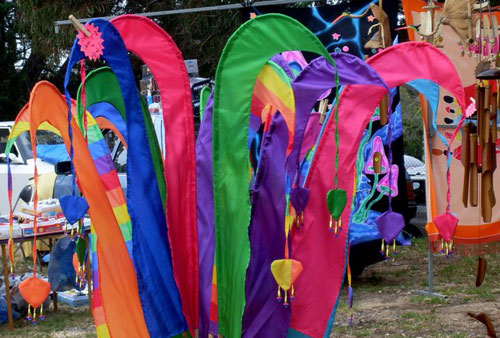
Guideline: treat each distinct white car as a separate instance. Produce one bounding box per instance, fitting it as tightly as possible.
[0,121,55,214]
[404,155,426,180]
[404,154,426,204]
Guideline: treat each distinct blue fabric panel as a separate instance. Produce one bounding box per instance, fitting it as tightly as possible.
[88,101,128,142]
[63,19,186,337]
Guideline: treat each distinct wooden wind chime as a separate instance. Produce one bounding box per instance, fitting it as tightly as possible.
[458,0,500,223]
[461,84,497,222]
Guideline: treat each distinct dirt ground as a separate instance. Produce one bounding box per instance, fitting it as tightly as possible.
[332,236,500,338]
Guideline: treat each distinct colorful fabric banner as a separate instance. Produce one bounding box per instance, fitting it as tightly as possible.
[296,42,464,337]
[111,16,199,334]
[27,81,148,337]
[65,19,186,337]
[211,14,335,338]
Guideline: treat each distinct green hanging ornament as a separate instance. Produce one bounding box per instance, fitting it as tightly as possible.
[324,63,346,236]
[326,188,347,236]
[76,237,86,264]
[74,236,87,289]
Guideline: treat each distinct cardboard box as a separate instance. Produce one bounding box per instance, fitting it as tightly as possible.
[20,218,65,237]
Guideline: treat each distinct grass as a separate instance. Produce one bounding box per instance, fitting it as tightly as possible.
[0,254,95,338]
[0,303,95,337]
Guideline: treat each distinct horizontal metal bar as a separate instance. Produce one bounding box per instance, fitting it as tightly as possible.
[54,0,319,30]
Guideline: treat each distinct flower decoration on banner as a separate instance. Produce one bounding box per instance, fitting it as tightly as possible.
[377,164,399,197]
[332,33,341,40]
[353,136,389,224]
[364,136,389,175]
[77,23,104,61]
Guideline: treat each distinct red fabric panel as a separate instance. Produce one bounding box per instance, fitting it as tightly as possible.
[290,42,465,337]
[111,15,199,334]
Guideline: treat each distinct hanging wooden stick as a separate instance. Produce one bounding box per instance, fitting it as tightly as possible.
[481,85,494,222]
[318,99,328,124]
[461,123,471,207]
[492,92,498,142]
[68,15,90,37]
[478,86,485,151]
[379,94,388,126]
[483,84,491,145]
[489,92,497,209]
[470,127,479,207]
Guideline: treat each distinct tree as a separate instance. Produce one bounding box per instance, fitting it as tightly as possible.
[400,85,424,160]
[0,0,244,122]
[0,0,25,121]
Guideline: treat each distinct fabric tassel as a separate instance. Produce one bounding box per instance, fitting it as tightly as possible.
[300,212,304,227]
[283,290,289,308]
[329,216,333,233]
[276,286,282,302]
[26,304,32,321]
[32,309,37,325]
[348,286,353,326]
[290,285,295,301]
[347,261,353,326]
[392,239,397,255]
[39,303,45,321]
[380,239,385,255]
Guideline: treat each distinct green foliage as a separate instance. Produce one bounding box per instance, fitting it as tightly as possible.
[0,0,244,122]
[0,1,26,121]
[400,85,424,160]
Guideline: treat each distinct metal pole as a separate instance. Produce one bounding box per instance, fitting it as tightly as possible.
[54,0,320,32]
[427,245,434,293]
[414,92,446,298]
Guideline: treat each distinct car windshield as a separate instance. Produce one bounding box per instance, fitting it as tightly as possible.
[19,130,65,160]
[0,128,19,159]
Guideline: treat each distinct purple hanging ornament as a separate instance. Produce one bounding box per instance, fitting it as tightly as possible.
[290,186,309,228]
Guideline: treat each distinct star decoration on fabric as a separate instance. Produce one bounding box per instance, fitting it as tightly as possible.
[367,15,376,22]
[77,23,104,61]
[332,33,341,40]
[250,12,257,19]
